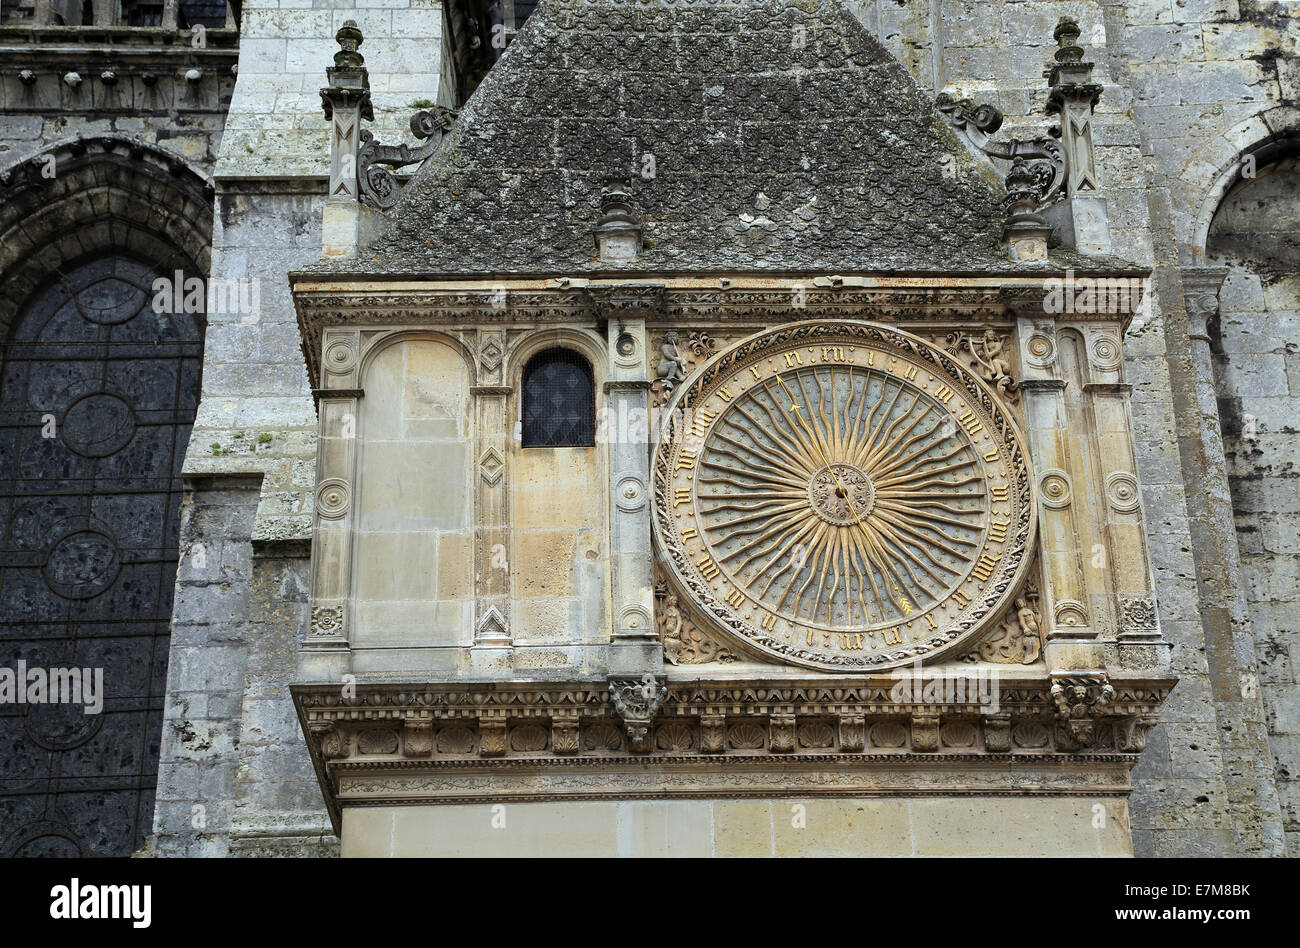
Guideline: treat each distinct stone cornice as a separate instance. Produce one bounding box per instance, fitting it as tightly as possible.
[330,754,1137,811]
[0,25,239,49]
[292,280,1058,388]
[292,674,1172,830]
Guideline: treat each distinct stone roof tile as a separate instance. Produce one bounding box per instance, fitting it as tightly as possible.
[316,0,1136,276]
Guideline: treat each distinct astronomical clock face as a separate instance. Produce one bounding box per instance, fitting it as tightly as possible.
[652,321,1035,671]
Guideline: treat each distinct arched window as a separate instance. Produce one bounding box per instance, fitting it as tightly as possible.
[521,348,595,447]
[0,252,204,856]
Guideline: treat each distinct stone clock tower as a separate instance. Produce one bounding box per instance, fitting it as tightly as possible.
[288,0,1173,856]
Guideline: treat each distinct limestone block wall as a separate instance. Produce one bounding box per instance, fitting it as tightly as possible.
[352,337,474,673]
[865,0,1293,855]
[341,797,1135,857]
[1106,0,1296,857]
[141,0,1295,857]
[219,0,454,180]
[1209,159,1300,857]
[152,1,457,854]
[1216,260,1300,857]
[0,26,236,175]
[507,336,610,672]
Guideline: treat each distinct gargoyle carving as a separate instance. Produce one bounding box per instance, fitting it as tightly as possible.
[1051,675,1115,750]
[608,676,667,753]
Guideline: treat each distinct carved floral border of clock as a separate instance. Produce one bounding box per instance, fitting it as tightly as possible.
[651,320,1037,671]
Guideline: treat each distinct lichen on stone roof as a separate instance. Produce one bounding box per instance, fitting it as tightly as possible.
[319,0,1130,277]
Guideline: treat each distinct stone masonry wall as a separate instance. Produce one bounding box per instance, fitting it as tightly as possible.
[865,0,1292,855]
[1210,158,1300,856]
[0,26,236,176]
[1107,0,1295,856]
[150,1,458,854]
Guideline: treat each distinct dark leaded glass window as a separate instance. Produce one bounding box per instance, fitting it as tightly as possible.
[521,348,594,447]
[0,254,203,856]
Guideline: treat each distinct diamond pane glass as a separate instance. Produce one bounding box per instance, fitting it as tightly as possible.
[521,348,594,448]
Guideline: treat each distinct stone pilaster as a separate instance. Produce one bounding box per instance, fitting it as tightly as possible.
[1013,300,1099,673]
[470,327,514,672]
[591,286,663,678]
[301,328,362,683]
[1077,312,1163,650]
[1179,267,1284,850]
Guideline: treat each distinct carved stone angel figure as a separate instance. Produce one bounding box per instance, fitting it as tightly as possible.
[969,329,1017,398]
[659,592,684,665]
[656,331,690,384]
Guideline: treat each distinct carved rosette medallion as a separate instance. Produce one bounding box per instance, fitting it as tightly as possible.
[652,320,1035,671]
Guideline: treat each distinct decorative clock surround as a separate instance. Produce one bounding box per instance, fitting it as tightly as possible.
[653,321,1035,671]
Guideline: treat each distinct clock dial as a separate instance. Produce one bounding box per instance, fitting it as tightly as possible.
[652,321,1034,671]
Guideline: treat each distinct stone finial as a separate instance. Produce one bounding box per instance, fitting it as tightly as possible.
[592,178,643,262]
[320,18,374,257]
[1052,17,1085,65]
[321,19,372,122]
[1047,16,1101,111]
[1044,14,1104,237]
[1003,157,1052,262]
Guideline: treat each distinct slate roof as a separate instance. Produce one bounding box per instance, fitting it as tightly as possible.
[316,0,1136,277]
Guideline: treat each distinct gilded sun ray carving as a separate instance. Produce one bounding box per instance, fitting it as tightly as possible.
[653,321,1035,671]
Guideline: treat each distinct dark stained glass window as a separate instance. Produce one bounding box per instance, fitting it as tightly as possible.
[0,254,204,856]
[521,348,594,448]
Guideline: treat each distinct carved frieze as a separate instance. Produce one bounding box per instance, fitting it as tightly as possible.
[291,284,1042,389]
[293,676,1172,821]
[403,723,433,758]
